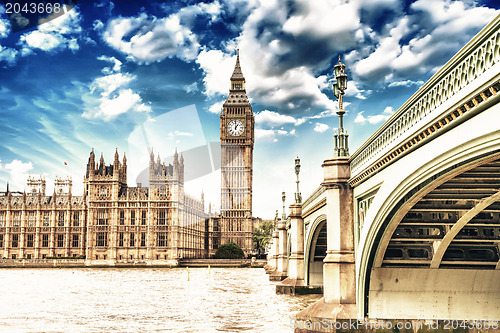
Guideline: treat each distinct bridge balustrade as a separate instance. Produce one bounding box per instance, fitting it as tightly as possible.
[350,24,500,180]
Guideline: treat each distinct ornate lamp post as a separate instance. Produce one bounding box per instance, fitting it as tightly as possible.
[294,156,301,203]
[282,191,286,220]
[333,56,349,157]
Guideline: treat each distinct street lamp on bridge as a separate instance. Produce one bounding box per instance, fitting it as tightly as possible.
[294,156,302,204]
[282,191,286,220]
[333,56,349,157]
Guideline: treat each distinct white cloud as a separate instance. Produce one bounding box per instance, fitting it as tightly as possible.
[345,80,370,99]
[83,72,152,121]
[196,49,235,97]
[309,109,337,119]
[388,80,424,88]
[255,110,305,126]
[175,1,222,23]
[21,31,62,50]
[90,72,134,97]
[38,7,82,34]
[0,45,18,65]
[313,123,329,133]
[168,131,194,137]
[184,82,198,94]
[102,2,219,64]
[97,55,122,73]
[351,1,498,82]
[90,89,150,121]
[0,160,33,191]
[19,7,82,52]
[93,19,104,31]
[411,0,492,26]
[0,17,10,38]
[208,101,224,114]
[283,0,361,39]
[68,38,79,51]
[353,17,410,79]
[355,106,394,125]
[255,128,295,142]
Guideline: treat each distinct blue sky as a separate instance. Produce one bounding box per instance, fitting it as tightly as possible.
[0,0,498,218]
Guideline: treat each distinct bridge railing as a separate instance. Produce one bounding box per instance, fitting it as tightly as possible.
[350,14,500,181]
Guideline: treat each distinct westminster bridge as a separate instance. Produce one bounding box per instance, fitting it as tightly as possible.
[266,13,500,323]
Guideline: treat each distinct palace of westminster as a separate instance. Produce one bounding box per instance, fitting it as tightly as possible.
[0,53,258,262]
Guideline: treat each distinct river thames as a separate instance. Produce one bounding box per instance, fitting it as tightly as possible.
[0,267,320,332]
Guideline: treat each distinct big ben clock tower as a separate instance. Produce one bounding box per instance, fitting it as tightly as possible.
[220,50,254,254]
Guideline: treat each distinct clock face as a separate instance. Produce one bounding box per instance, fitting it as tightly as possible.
[227,119,245,136]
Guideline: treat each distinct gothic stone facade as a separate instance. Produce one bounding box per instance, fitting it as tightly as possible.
[0,150,215,261]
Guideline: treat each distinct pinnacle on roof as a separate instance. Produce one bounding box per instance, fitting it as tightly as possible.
[231,49,244,80]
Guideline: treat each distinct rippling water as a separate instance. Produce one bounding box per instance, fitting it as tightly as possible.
[0,268,320,332]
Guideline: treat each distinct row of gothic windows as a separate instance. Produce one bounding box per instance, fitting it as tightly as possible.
[96,232,168,247]
[1,234,80,248]
[0,211,80,227]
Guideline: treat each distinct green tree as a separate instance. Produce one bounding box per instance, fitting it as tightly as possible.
[214,242,245,259]
[253,220,274,251]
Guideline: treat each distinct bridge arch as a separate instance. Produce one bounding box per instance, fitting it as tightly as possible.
[357,125,500,319]
[304,214,327,287]
[287,231,291,267]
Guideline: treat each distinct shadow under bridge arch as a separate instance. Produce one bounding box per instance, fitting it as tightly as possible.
[304,215,327,288]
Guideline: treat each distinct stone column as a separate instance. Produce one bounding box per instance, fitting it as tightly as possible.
[20,203,25,259]
[65,206,70,257]
[287,203,304,280]
[270,230,278,267]
[35,201,40,259]
[270,219,288,281]
[277,203,305,294]
[265,229,278,274]
[322,156,355,310]
[296,156,357,321]
[5,197,11,258]
[49,208,55,257]
[271,230,279,270]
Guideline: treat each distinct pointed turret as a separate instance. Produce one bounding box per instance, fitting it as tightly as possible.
[114,148,120,172]
[99,153,105,175]
[173,148,179,179]
[52,187,57,205]
[179,153,184,183]
[224,49,250,107]
[86,149,96,178]
[122,153,127,180]
[231,49,244,81]
[149,149,155,184]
